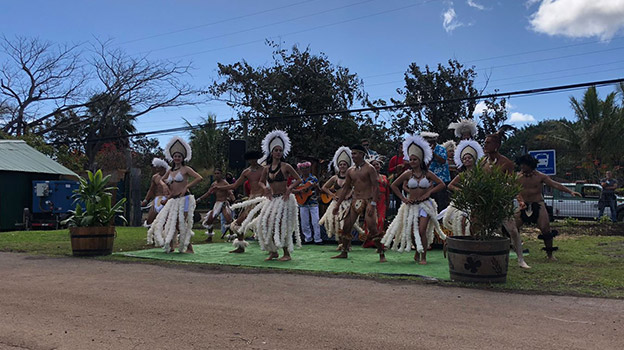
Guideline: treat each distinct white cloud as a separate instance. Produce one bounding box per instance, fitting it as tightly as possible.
[474,101,488,115]
[443,7,464,33]
[467,0,485,10]
[509,112,537,123]
[529,0,624,40]
[525,0,541,8]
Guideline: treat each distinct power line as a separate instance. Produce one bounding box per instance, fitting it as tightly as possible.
[49,77,624,145]
[139,0,377,55]
[364,60,624,89]
[363,49,624,89]
[118,0,317,45]
[166,0,441,60]
[361,35,624,80]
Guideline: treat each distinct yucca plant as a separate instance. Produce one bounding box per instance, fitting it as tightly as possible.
[451,162,521,239]
[62,169,127,227]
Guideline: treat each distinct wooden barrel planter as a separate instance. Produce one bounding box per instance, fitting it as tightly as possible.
[446,236,510,283]
[69,226,116,256]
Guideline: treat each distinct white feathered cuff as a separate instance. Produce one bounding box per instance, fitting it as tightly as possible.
[232,239,249,249]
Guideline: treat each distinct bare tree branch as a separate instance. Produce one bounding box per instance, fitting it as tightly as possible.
[1,36,88,135]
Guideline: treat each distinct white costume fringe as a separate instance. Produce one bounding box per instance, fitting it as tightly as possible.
[381,199,446,253]
[146,195,196,253]
[246,194,301,253]
[202,201,232,229]
[442,203,471,236]
[318,199,363,240]
[231,196,267,236]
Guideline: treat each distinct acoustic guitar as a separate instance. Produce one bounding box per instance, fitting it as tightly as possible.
[294,182,315,205]
[320,192,333,204]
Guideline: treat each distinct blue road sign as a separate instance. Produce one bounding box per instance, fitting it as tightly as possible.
[528,149,556,175]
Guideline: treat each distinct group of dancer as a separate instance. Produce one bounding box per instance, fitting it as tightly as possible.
[141,119,579,267]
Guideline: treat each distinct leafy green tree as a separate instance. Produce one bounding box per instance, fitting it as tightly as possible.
[188,116,231,171]
[551,86,624,179]
[393,59,478,140]
[208,41,375,161]
[476,93,508,141]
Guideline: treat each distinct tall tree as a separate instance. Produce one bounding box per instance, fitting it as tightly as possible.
[188,115,232,170]
[565,86,623,169]
[48,93,136,168]
[475,93,508,141]
[208,41,373,160]
[0,36,87,136]
[393,59,478,140]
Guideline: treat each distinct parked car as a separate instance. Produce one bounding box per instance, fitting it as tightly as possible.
[543,183,624,221]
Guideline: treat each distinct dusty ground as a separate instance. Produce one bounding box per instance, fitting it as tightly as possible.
[0,252,621,350]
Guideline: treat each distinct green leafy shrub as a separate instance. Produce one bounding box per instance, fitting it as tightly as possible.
[62,170,127,227]
[451,163,521,239]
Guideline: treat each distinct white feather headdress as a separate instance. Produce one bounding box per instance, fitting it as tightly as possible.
[442,140,456,152]
[448,119,478,139]
[403,134,433,164]
[260,129,291,163]
[420,131,439,139]
[331,146,353,173]
[454,140,484,169]
[164,136,192,162]
[151,158,170,170]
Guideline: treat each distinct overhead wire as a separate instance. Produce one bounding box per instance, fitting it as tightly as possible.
[47,77,624,145]
[117,0,318,45]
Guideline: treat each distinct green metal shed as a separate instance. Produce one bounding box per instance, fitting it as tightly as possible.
[0,140,78,231]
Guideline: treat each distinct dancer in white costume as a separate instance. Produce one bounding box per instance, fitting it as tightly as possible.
[147,136,203,253]
[247,130,302,261]
[319,147,363,248]
[142,158,170,228]
[381,134,447,265]
[214,150,266,253]
[443,139,484,237]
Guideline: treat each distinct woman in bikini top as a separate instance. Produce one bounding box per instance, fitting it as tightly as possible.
[161,152,203,201]
[392,155,444,205]
[262,145,301,199]
[321,160,350,201]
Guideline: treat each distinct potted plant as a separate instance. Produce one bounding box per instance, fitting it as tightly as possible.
[446,163,521,283]
[63,170,127,256]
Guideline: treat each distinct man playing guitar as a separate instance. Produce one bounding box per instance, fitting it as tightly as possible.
[293,161,323,244]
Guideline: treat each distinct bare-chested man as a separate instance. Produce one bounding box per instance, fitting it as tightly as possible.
[515,154,580,261]
[141,158,170,226]
[332,144,385,262]
[482,132,530,269]
[197,168,234,243]
[211,150,266,253]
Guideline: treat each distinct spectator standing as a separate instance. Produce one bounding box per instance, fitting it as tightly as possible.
[599,171,618,222]
[361,138,378,159]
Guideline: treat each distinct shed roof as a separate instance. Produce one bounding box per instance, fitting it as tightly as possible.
[0,140,79,177]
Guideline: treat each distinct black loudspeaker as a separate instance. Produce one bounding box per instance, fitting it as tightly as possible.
[229,139,247,170]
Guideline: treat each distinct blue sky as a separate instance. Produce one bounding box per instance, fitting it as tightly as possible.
[2,0,624,145]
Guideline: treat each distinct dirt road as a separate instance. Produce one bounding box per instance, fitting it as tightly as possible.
[0,253,621,350]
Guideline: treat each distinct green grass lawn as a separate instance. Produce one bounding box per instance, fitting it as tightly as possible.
[1,226,623,298]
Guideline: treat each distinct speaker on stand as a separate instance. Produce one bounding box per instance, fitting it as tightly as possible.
[229,139,247,171]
